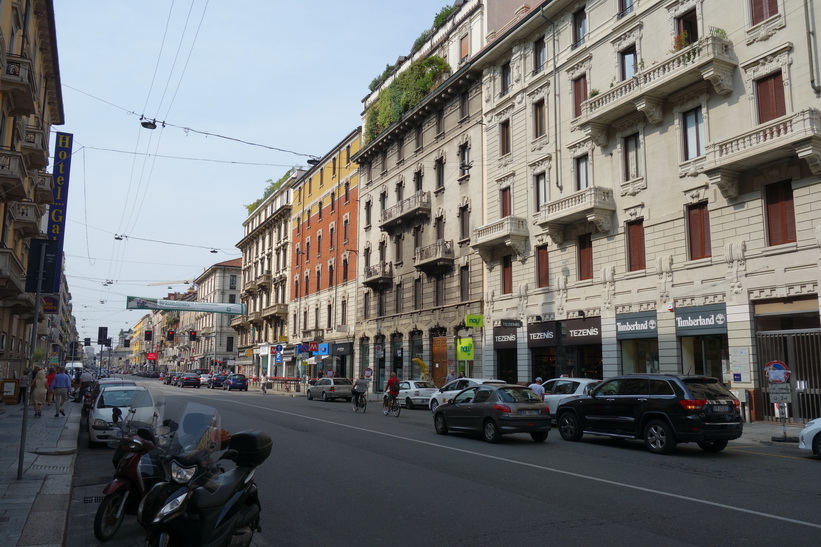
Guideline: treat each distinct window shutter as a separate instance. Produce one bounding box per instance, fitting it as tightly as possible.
[627,220,645,271]
[574,75,587,117]
[537,245,549,288]
[757,72,785,123]
[766,181,796,245]
[501,187,511,217]
[578,234,593,280]
[688,202,711,260]
[502,255,513,294]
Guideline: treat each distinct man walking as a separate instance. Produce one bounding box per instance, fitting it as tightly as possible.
[528,377,545,400]
[51,367,73,417]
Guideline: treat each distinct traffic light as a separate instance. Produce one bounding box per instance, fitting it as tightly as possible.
[84,337,91,347]
[144,330,153,341]
[97,326,108,345]
[166,330,175,341]
[189,331,197,342]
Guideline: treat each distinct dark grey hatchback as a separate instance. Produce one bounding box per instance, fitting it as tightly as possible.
[555,374,742,454]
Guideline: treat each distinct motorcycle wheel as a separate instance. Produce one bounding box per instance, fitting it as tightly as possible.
[146,531,172,547]
[93,491,127,541]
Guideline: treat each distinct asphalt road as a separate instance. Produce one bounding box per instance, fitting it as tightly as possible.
[68,379,821,546]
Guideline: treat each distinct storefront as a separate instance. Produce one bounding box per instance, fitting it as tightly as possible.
[616,311,659,374]
[494,325,519,383]
[332,342,353,379]
[675,304,727,378]
[563,317,602,379]
[528,321,558,380]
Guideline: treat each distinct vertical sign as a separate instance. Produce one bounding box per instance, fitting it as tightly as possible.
[46,132,74,293]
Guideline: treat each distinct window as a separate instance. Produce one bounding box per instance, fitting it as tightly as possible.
[682,106,704,160]
[533,98,546,138]
[533,37,546,74]
[414,169,423,191]
[460,265,470,301]
[344,181,350,203]
[501,62,512,96]
[342,258,349,281]
[578,234,593,280]
[435,108,444,135]
[687,202,712,260]
[573,8,587,48]
[500,119,511,156]
[501,255,513,294]
[575,154,590,190]
[395,282,403,313]
[573,75,587,118]
[229,294,236,304]
[435,216,445,240]
[624,133,641,180]
[395,235,403,263]
[316,234,322,257]
[536,244,549,288]
[626,219,646,271]
[460,34,469,61]
[229,275,237,290]
[751,0,778,25]
[341,299,347,326]
[380,192,387,212]
[346,145,351,164]
[226,337,234,353]
[294,279,300,298]
[458,143,470,177]
[621,46,637,81]
[765,180,796,245]
[435,157,445,189]
[415,124,423,149]
[619,0,634,17]
[329,227,335,249]
[330,192,336,212]
[363,292,371,319]
[534,172,548,210]
[396,181,404,202]
[364,201,372,227]
[397,136,404,163]
[380,150,388,174]
[414,277,422,310]
[675,10,698,47]
[413,225,422,250]
[500,187,512,217]
[756,71,786,124]
[343,218,350,241]
[459,90,469,119]
[377,290,386,317]
[305,241,311,261]
[328,264,334,287]
[459,204,470,240]
[434,275,445,306]
[327,304,333,329]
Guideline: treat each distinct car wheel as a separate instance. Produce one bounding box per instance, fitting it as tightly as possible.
[307,390,313,400]
[697,440,728,452]
[557,412,583,441]
[531,431,548,443]
[245,388,248,392]
[813,433,821,457]
[346,397,352,402]
[430,399,439,412]
[405,397,414,410]
[197,385,200,388]
[321,391,328,402]
[483,420,501,443]
[434,414,448,435]
[644,420,677,455]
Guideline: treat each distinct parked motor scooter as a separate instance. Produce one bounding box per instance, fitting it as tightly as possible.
[138,402,272,547]
[94,402,167,541]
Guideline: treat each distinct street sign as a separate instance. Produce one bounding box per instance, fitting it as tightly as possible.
[770,393,792,403]
[769,383,791,393]
[275,344,283,353]
[765,360,790,384]
[364,367,373,378]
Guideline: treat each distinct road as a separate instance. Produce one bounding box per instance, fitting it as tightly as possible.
[68,379,821,546]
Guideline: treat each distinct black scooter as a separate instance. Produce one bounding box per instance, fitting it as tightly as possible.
[138,402,272,547]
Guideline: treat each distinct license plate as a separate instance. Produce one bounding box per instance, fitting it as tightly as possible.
[711,405,730,412]
[520,410,540,416]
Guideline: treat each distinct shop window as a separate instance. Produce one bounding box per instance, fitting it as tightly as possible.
[765,180,796,246]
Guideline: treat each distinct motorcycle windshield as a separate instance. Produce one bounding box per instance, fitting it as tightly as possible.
[163,402,222,462]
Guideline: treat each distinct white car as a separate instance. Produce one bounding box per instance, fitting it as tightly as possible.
[798,417,821,458]
[428,378,505,411]
[398,380,437,409]
[543,377,601,418]
[87,385,161,448]
[199,373,212,384]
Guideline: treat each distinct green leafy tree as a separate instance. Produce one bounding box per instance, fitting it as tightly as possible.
[244,168,298,215]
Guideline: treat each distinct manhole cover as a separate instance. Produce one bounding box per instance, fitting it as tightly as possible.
[83,496,104,504]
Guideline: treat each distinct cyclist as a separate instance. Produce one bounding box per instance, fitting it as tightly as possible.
[353,374,368,409]
[385,372,400,411]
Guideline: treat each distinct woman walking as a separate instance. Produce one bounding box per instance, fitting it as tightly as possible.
[45,367,56,407]
[31,369,48,417]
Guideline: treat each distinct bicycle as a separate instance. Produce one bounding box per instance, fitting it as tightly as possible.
[382,393,400,417]
[352,391,367,412]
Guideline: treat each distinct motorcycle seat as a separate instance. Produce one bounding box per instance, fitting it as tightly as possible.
[191,467,252,509]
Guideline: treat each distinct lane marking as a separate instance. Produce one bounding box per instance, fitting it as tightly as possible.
[218,398,821,530]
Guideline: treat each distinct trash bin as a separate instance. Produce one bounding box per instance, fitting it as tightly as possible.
[295,381,300,393]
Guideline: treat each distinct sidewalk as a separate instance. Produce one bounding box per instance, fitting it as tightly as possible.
[0,398,80,547]
[0,391,807,546]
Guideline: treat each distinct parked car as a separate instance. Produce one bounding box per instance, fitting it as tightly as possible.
[177,372,201,388]
[222,373,248,392]
[433,384,551,443]
[428,378,505,411]
[87,386,161,447]
[798,417,821,458]
[306,377,353,401]
[398,380,437,409]
[543,377,601,418]
[163,372,179,385]
[208,373,229,389]
[199,373,212,385]
[82,377,137,414]
[555,374,743,454]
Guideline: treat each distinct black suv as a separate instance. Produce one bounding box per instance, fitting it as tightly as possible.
[555,374,742,454]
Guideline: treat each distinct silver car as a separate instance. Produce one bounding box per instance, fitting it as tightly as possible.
[398,380,437,409]
[306,377,353,402]
[87,386,161,448]
[542,377,601,418]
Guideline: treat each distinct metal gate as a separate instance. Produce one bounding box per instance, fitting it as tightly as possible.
[756,329,821,423]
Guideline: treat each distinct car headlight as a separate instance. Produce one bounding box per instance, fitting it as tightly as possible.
[153,491,190,523]
[169,460,197,484]
[91,419,112,429]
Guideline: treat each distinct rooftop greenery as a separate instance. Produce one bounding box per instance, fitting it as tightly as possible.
[244,168,296,215]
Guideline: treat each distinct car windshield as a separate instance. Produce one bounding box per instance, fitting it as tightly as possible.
[334,378,352,385]
[231,374,246,380]
[498,387,542,403]
[98,389,153,408]
[414,381,436,388]
[684,379,733,399]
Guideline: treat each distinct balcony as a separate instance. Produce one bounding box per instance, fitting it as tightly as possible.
[21,127,49,169]
[575,35,736,144]
[704,109,821,198]
[33,173,54,205]
[1,54,36,115]
[379,191,431,232]
[257,271,272,289]
[4,293,35,319]
[230,315,250,328]
[0,248,26,299]
[472,216,529,263]
[9,201,42,238]
[0,150,28,200]
[363,261,393,289]
[262,302,288,318]
[536,187,616,245]
[414,239,455,273]
[249,311,263,324]
[301,328,325,341]
[242,279,258,295]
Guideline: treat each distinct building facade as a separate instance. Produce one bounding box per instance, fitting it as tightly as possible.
[0,0,64,378]
[193,259,241,372]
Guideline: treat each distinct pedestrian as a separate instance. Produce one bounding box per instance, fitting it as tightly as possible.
[18,368,31,404]
[31,369,48,417]
[261,374,267,394]
[458,371,465,378]
[51,367,73,417]
[528,377,545,400]
[45,367,57,407]
[446,368,456,383]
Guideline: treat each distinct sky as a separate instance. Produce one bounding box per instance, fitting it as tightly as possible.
[53,0,452,343]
